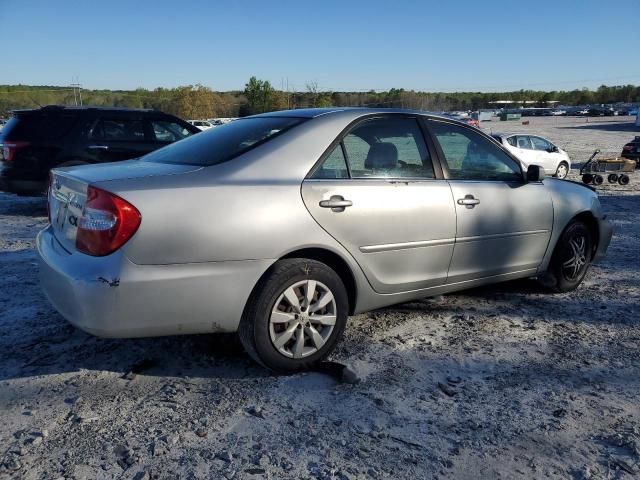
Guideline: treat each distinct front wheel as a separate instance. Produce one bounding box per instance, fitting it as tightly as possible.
[238,259,349,372]
[542,220,592,292]
[555,162,569,179]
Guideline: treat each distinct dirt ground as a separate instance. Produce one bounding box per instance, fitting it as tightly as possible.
[1,116,639,480]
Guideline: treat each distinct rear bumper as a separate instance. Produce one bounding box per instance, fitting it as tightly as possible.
[593,216,614,263]
[37,226,273,338]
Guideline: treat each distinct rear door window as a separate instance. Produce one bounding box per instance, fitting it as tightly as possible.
[90,118,146,142]
[341,117,434,179]
[515,136,533,149]
[150,120,193,142]
[310,144,349,179]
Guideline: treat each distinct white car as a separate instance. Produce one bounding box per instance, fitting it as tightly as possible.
[492,133,571,179]
[187,120,214,131]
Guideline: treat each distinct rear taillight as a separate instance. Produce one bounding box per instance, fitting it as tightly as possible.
[1,141,30,161]
[76,186,141,256]
[622,145,633,151]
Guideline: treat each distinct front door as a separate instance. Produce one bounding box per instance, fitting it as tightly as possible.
[301,116,456,294]
[427,120,553,284]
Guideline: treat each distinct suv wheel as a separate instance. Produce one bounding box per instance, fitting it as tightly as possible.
[238,259,348,372]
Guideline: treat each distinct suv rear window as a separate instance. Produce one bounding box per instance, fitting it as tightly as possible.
[2,114,78,141]
[144,117,305,166]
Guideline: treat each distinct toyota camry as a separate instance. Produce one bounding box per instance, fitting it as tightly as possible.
[38,108,613,371]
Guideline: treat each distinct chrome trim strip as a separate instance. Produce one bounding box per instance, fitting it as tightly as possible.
[360,229,549,253]
[360,238,456,253]
[455,229,549,244]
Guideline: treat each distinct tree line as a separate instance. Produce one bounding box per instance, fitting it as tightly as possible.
[0,81,638,119]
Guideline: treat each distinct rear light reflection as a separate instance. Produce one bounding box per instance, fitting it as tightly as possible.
[76,186,141,256]
[1,141,30,161]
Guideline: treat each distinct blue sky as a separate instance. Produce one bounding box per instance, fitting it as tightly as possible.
[2,0,639,92]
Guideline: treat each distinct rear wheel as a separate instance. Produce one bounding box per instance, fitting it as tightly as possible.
[607,173,619,183]
[238,259,348,372]
[593,174,604,185]
[555,162,569,179]
[618,174,630,185]
[542,220,592,292]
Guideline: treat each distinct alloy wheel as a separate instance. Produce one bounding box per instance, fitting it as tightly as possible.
[562,234,587,281]
[269,280,337,358]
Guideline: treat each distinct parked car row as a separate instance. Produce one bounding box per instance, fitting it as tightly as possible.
[187,119,215,131]
[187,118,239,130]
[0,106,200,195]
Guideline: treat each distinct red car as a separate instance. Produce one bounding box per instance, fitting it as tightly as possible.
[445,114,480,128]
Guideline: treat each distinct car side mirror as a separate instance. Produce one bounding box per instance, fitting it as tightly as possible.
[550,145,559,153]
[527,165,545,182]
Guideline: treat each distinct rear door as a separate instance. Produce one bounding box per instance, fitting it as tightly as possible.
[427,120,553,283]
[301,115,456,294]
[85,116,153,163]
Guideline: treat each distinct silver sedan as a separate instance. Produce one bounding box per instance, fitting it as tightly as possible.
[38,108,613,371]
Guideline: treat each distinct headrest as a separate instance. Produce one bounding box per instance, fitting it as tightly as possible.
[364,142,398,169]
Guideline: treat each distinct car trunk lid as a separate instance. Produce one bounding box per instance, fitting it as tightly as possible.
[48,160,201,253]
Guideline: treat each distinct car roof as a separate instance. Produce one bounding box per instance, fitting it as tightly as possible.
[11,105,160,115]
[249,107,464,124]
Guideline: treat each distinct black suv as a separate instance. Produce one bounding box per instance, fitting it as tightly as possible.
[0,106,200,195]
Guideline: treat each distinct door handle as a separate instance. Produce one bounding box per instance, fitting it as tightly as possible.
[88,145,109,150]
[457,194,480,209]
[319,195,353,212]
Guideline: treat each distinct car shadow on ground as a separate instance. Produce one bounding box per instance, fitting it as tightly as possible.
[3,272,631,384]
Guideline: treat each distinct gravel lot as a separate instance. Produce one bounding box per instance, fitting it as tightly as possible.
[1,116,639,480]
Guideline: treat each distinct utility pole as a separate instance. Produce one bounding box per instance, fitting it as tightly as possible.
[71,77,83,106]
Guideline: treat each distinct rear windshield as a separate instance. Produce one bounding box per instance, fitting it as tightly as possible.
[2,114,78,141]
[144,117,305,166]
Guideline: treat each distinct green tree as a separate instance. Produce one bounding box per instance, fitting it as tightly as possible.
[243,76,276,114]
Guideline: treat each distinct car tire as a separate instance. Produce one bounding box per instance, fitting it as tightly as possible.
[582,174,593,184]
[542,220,592,293]
[607,173,619,183]
[238,258,349,372]
[555,162,569,179]
[618,174,630,186]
